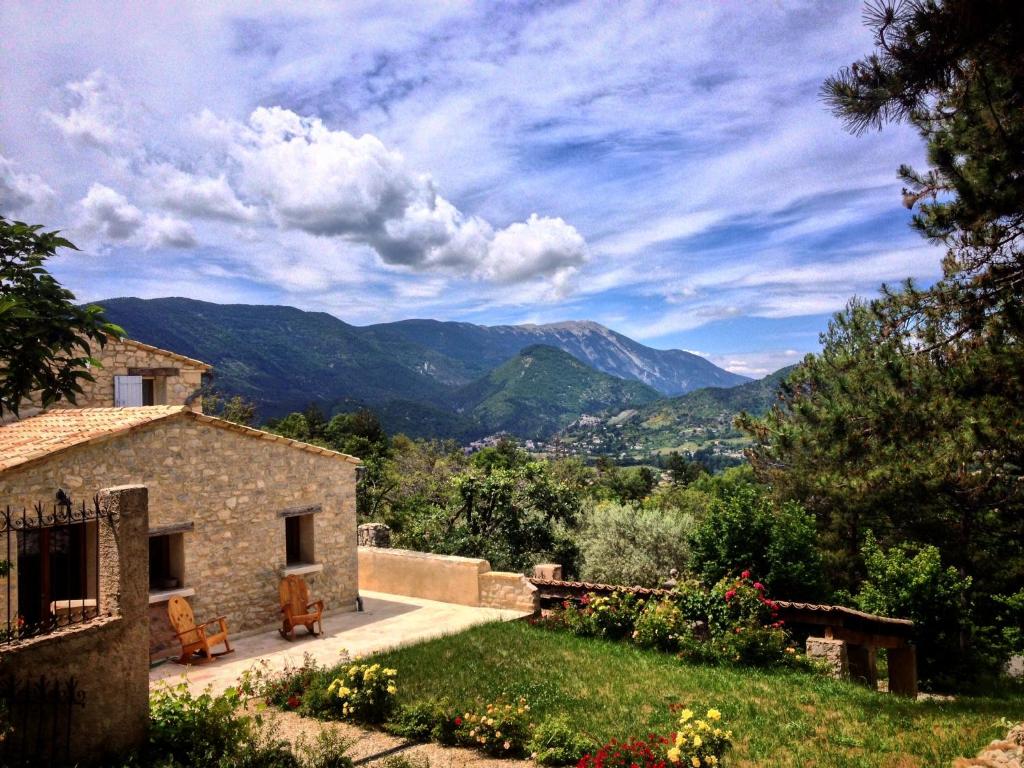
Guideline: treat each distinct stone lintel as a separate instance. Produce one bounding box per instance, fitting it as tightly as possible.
[127,367,181,377]
[278,504,322,518]
[148,521,194,537]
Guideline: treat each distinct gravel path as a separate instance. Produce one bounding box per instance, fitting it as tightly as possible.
[250,704,533,768]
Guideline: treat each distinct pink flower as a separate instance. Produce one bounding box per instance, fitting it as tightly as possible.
[741,570,751,580]
[724,589,736,601]
[753,582,764,591]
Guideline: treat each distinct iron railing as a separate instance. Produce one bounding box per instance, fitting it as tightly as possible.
[1,495,116,645]
[0,673,86,765]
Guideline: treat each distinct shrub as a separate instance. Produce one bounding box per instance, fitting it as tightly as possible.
[632,600,689,652]
[665,706,732,767]
[563,592,644,640]
[243,654,328,712]
[689,484,824,600]
[578,501,695,587]
[528,715,593,766]
[455,697,533,757]
[148,683,254,766]
[378,755,430,768]
[325,663,398,723]
[578,736,673,768]
[854,534,975,689]
[292,730,354,768]
[386,700,459,745]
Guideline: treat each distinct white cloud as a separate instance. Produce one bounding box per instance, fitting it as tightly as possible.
[229,106,588,283]
[0,154,55,214]
[78,183,144,240]
[46,69,133,151]
[78,183,196,249]
[482,213,587,285]
[143,213,197,249]
[148,164,255,222]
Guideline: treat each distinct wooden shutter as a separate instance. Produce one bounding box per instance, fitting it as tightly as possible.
[114,375,144,407]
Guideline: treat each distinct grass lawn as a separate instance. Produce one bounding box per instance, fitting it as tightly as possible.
[366,621,1024,768]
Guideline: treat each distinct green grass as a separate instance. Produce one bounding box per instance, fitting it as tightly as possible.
[366,621,1024,768]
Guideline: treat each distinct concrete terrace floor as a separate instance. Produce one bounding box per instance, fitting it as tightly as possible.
[149,590,531,693]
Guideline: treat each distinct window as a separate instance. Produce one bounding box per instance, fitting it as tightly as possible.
[149,533,185,591]
[114,375,143,407]
[285,514,315,565]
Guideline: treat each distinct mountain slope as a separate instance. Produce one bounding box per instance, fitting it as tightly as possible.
[362,318,749,394]
[452,345,662,438]
[96,297,749,438]
[96,297,450,418]
[558,365,797,459]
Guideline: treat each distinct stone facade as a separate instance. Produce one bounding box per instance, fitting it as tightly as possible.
[11,337,208,420]
[0,414,359,654]
[0,485,150,766]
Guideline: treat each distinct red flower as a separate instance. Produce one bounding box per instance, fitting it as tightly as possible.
[741,570,751,579]
[724,589,736,600]
[753,582,764,591]
[287,695,300,709]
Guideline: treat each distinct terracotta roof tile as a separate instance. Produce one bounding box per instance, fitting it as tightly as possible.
[0,406,360,472]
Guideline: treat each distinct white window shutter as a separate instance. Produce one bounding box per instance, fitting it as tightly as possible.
[114,375,144,407]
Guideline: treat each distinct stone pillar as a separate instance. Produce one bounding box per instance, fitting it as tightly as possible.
[846,644,878,688]
[357,522,391,548]
[888,646,918,697]
[806,636,848,679]
[533,563,563,580]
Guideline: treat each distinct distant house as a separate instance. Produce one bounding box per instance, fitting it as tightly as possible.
[0,340,359,656]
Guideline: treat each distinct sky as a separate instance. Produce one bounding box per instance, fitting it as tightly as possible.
[0,1,941,377]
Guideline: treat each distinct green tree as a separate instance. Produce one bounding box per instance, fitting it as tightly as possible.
[855,533,974,688]
[203,393,257,427]
[664,452,707,486]
[689,484,824,601]
[0,217,122,416]
[823,0,1024,335]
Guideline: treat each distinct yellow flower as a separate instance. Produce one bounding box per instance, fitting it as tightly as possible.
[706,709,721,721]
[692,735,702,748]
[387,684,397,694]
[666,747,681,763]
[697,720,709,732]
[675,733,686,747]
[707,758,718,766]
[496,731,503,739]
[679,708,694,722]
[690,757,701,767]
[713,728,721,737]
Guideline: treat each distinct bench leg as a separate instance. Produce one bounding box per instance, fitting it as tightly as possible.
[888,646,918,697]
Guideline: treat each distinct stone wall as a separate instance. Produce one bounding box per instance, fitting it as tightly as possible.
[359,547,489,606]
[0,485,150,766]
[0,415,359,652]
[358,546,539,612]
[479,571,538,613]
[11,338,207,419]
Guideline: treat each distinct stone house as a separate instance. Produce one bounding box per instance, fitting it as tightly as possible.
[8,335,211,422]
[0,342,360,656]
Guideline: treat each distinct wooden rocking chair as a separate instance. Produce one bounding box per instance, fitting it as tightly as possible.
[279,574,324,640]
[167,596,233,664]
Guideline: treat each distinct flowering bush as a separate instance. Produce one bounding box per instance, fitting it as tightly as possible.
[325,663,398,723]
[529,715,595,766]
[577,736,672,768]
[665,706,731,767]
[711,572,780,633]
[242,653,327,712]
[563,591,644,640]
[633,599,689,652]
[455,697,533,757]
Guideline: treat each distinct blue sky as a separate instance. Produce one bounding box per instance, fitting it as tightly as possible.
[0,1,940,376]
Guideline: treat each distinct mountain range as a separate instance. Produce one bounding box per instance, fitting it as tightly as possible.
[95,297,752,441]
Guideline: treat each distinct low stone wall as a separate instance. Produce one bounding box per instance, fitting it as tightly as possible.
[479,572,538,613]
[954,722,1023,767]
[357,546,539,612]
[0,485,150,766]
